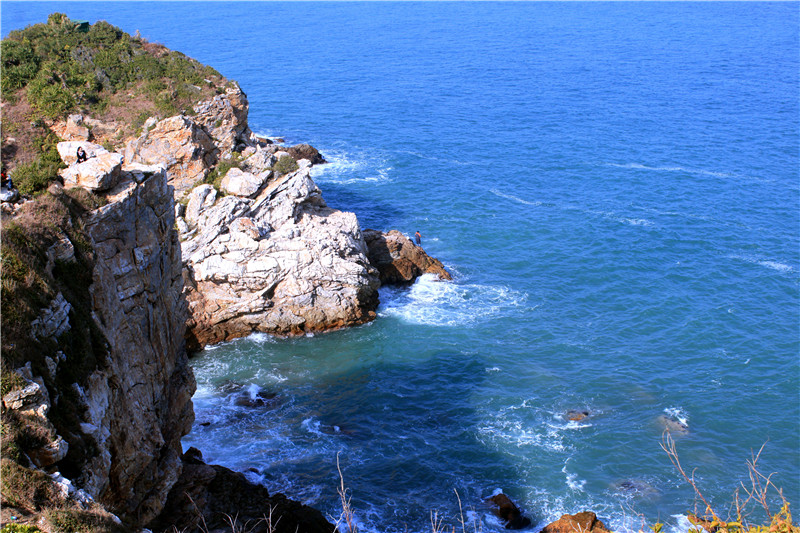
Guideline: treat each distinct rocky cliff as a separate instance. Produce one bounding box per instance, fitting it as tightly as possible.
[1,16,449,531]
[1,165,193,528]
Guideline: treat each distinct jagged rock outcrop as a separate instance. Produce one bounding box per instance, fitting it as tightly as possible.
[362,229,451,284]
[124,115,217,198]
[30,292,72,341]
[151,448,335,533]
[540,512,610,533]
[179,166,380,349]
[69,165,194,524]
[192,82,253,156]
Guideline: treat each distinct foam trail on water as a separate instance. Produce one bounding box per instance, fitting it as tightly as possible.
[489,188,542,206]
[728,254,796,274]
[605,162,776,185]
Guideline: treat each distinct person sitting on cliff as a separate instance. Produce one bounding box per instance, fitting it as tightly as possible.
[414,230,422,246]
[1,171,13,191]
[76,146,88,164]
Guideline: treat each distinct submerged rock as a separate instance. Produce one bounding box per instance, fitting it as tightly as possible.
[487,493,532,530]
[540,512,610,533]
[657,414,689,434]
[362,229,451,284]
[565,410,590,422]
[612,479,658,497]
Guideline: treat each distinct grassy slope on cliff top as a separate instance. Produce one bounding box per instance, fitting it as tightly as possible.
[1,12,228,194]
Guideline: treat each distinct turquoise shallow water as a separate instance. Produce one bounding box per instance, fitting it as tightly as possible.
[4,3,799,531]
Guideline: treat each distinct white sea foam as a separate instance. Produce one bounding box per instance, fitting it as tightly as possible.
[562,462,587,492]
[608,162,735,179]
[477,418,568,453]
[663,407,689,427]
[308,148,392,185]
[620,217,654,226]
[378,274,528,327]
[605,162,778,186]
[246,332,275,344]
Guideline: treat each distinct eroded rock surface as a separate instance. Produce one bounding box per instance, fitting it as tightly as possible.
[180,167,380,349]
[76,166,195,524]
[124,115,217,197]
[192,83,253,156]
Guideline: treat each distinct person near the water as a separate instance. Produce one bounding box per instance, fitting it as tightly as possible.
[414,231,422,246]
[76,146,87,163]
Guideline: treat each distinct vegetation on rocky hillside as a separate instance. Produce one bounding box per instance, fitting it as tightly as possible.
[1,13,227,186]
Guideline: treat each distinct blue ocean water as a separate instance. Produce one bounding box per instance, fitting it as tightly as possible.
[4,3,799,532]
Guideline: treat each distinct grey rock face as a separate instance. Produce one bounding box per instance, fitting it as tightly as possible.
[179,168,380,348]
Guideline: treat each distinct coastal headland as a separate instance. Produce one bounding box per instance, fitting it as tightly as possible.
[0,14,454,532]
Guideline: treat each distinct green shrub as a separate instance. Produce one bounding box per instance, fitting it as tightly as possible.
[273,154,299,175]
[11,131,65,195]
[26,75,75,118]
[12,160,60,195]
[1,524,42,533]
[0,40,40,93]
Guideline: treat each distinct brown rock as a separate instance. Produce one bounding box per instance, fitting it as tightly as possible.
[286,143,326,165]
[124,115,217,197]
[52,114,91,141]
[540,512,610,533]
[362,229,451,284]
[565,410,590,422]
[487,493,532,530]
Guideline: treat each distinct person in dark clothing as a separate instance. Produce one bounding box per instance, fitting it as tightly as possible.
[414,231,422,246]
[76,146,88,163]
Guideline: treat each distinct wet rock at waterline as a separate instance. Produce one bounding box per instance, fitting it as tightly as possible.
[657,414,689,434]
[487,493,532,530]
[362,229,452,284]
